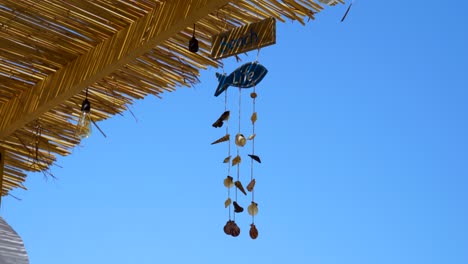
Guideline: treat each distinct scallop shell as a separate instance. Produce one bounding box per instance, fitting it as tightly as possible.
[249,224,258,239]
[248,202,259,216]
[235,133,246,147]
[223,176,234,188]
[246,179,256,192]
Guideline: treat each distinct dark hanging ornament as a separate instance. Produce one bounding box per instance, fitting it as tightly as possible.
[233,201,244,213]
[188,24,199,53]
[81,98,91,113]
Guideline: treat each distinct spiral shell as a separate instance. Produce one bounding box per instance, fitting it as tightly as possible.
[235,133,247,147]
[211,134,230,145]
[248,202,259,216]
[223,176,234,188]
[249,224,258,239]
[235,180,247,195]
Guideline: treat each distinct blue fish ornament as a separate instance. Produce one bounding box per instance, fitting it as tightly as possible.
[214,62,268,97]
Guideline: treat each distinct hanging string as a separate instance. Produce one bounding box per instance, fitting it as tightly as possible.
[234,88,242,221]
[251,85,256,224]
[225,83,232,220]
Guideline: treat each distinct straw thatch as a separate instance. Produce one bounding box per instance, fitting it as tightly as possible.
[0,0,343,196]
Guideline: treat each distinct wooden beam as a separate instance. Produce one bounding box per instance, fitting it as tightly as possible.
[0,0,233,139]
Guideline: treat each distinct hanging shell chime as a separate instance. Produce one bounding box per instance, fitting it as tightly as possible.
[211,61,267,239]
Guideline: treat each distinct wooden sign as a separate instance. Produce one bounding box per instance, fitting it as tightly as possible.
[211,18,276,59]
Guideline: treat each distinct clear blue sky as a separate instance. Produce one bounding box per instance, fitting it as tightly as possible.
[2,2,468,264]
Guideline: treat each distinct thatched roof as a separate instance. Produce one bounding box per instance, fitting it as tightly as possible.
[0,0,343,196]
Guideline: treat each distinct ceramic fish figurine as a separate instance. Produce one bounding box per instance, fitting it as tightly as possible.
[235,180,247,195]
[248,154,261,163]
[211,134,230,145]
[214,62,268,97]
[212,111,230,128]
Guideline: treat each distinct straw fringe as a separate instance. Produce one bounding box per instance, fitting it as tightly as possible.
[0,0,343,196]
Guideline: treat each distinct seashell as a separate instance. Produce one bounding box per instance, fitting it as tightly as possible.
[231,155,241,166]
[234,180,247,195]
[248,134,256,140]
[233,201,244,213]
[246,179,256,192]
[212,111,230,128]
[235,133,247,147]
[211,134,230,145]
[249,224,258,239]
[248,202,259,216]
[223,156,231,163]
[224,220,234,235]
[248,154,261,163]
[224,198,232,208]
[230,222,241,237]
[251,112,257,124]
[250,92,257,99]
[223,176,234,188]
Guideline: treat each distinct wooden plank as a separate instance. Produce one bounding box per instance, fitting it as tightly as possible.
[211,17,276,60]
[0,0,235,139]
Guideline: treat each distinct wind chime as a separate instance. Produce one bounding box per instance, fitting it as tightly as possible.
[211,61,267,239]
